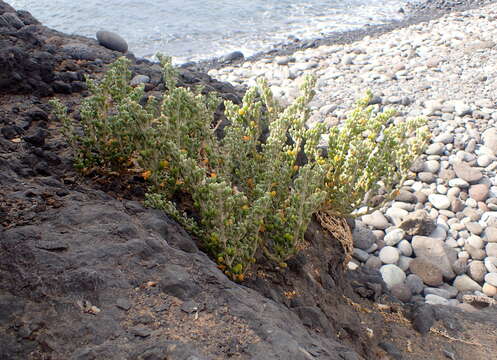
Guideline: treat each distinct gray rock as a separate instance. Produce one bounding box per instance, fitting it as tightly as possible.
[452,258,467,275]
[379,246,400,264]
[453,161,483,184]
[484,257,497,273]
[398,256,412,271]
[425,143,445,155]
[428,194,451,210]
[453,274,482,292]
[448,178,469,188]
[220,51,244,63]
[380,264,406,289]
[130,75,150,86]
[424,160,440,173]
[96,30,128,53]
[395,190,417,203]
[398,240,413,257]
[418,172,436,183]
[412,236,457,279]
[352,222,376,250]
[365,256,382,269]
[361,211,390,230]
[484,226,497,242]
[425,294,449,305]
[468,261,487,283]
[406,274,424,294]
[485,273,497,287]
[486,243,497,257]
[391,283,412,303]
[384,229,405,246]
[352,248,369,263]
[482,128,497,155]
[466,222,483,235]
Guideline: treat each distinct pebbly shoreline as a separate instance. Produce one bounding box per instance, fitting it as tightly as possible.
[208,2,497,308]
[190,0,495,72]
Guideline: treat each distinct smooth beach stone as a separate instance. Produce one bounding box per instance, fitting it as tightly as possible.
[412,236,457,279]
[380,264,406,290]
[467,235,484,249]
[465,222,483,235]
[424,160,441,173]
[361,211,390,230]
[352,248,369,262]
[452,258,467,275]
[130,75,150,86]
[418,172,436,183]
[425,142,445,155]
[453,274,482,292]
[428,194,451,210]
[486,243,497,257]
[383,228,405,246]
[467,261,487,283]
[96,30,128,53]
[484,272,497,287]
[397,256,412,272]
[425,294,449,305]
[352,222,376,250]
[484,226,497,242]
[365,256,382,269]
[406,274,424,294]
[424,287,453,299]
[482,128,497,155]
[398,240,413,257]
[484,257,497,273]
[483,283,497,297]
[452,161,483,183]
[477,155,493,167]
[409,258,444,286]
[379,246,400,264]
[390,283,412,303]
[469,184,489,202]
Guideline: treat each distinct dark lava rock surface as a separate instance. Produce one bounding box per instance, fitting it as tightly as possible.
[2,2,497,359]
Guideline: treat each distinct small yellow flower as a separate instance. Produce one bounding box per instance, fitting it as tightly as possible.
[175,179,184,185]
[334,155,341,162]
[242,135,251,141]
[317,158,326,165]
[270,191,277,197]
[249,121,257,128]
[242,204,249,210]
[210,172,217,178]
[293,165,299,171]
[141,170,152,180]
[160,160,169,169]
[238,108,246,116]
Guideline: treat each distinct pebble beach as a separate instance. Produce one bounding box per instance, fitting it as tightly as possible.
[208,2,497,308]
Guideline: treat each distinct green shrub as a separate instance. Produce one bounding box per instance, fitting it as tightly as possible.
[51,56,429,280]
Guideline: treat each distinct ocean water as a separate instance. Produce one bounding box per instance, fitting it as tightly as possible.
[8,0,408,63]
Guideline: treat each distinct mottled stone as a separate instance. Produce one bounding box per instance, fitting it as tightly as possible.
[409,258,444,286]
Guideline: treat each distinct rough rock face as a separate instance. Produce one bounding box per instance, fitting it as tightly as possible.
[3,1,497,359]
